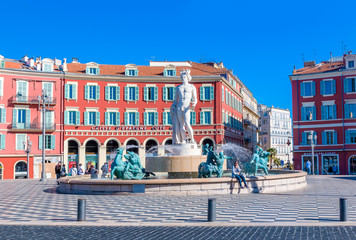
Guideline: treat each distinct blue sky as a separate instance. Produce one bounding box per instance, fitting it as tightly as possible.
[1,0,356,111]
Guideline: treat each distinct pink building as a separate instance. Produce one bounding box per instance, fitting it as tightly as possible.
[290,53,356,175]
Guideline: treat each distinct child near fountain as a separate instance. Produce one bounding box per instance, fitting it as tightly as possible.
[232,161,247,189]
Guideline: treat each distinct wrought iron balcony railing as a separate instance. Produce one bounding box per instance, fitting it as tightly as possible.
[11,95,57,105]
[11,122,56,132]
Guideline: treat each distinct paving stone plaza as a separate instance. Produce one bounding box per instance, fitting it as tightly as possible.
[0,176,356,239]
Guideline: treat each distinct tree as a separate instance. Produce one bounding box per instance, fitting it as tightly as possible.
[273,157,281,168]
[267,148,277,169]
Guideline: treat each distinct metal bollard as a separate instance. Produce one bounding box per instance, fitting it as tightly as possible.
[207,198,216,222]
[77,198,86,221]
[340,198,348,222]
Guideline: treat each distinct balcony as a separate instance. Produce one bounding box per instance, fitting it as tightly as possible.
[11,95,57,105]
[10,122,56,132]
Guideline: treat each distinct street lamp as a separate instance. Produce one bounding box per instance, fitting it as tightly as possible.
[38,90,49,181]
[23,136,32,179]
[308,130,317,175]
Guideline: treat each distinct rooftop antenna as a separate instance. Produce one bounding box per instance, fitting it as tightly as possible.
[341,41,346,54]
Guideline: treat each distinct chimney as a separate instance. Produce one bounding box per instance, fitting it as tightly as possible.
[27,58,35,67]
[61,58,68,72]
[54,58,62,66]
[21,55,29,62]
[72,57,79,63]
[36,62,41,71]
[304,61,315,67]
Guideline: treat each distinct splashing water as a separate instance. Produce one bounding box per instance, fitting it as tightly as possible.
[216,143,252,169]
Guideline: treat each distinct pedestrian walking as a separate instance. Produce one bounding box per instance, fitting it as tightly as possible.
[70,164,78,176]
[306,160,311,175]
[332,165,337,175]
[232,161,247,189]
[55,161,62,185]
[60,164,67,177]
[78,163,84,175]
[101,162,109,178]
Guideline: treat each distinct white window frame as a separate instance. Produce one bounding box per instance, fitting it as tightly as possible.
[15,134,27,150]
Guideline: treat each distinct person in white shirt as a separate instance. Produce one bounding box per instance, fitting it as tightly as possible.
[70,164,78,176]
[77,163,84,175]
[232,161,247,188]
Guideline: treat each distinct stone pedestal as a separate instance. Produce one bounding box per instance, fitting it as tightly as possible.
[174,143,201,156]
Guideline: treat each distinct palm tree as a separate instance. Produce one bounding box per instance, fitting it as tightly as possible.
[273,157,281,168]
[267,148,277,169]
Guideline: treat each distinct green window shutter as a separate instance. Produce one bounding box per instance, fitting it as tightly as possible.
[64,84,69,99]
[312,106,316,120]
[200,87,204,100]
[116,86,120,100]
[124,112,128,125]
[332,80,336,94]
[321,106,325,120]
[51,135,56,150]
[84,112,88,125]
[97,68,100,75]
[346,130,351,143]
[332,105,337,119]
[76,111,80,125]
[72,84,77,99]
[1,108,5,123]
[0,134,4,150]
[124,86,128,100]
[105,112,108,125]
[125,69,129,76]
[322,131,326,145]
[85,67,89,74]
[173,70,176,76]
[64,111,68,125]
[154,112,158,125]
[39,135,42,150]
[333,131,338,144]
[96,112,100,125]
[210,86,214,100]
[84,85,89,99]
[200,111,205,125]
[344,79,349,93]
[192,111,196,125]
[135,69,138,76]
[312,82,315,95]
[135,112,139,125]
[163,69,167,76]
[300,82,305,96]
[105,86,109,100]
[96,86,100,100]
[144,112,148,125]
[135,87,139,101]
[345,104,350,118]
[144,87,148,101]
[116,112,120,125]
[163,87,167,101]
[302,132,306,145]
[154,87,158,101]
[26,109,30,128]
[320,81,325,95]
[301,107,306,121]
[163,112,167,125]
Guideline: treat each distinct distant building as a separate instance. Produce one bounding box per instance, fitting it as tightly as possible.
[258,104,293,165]
[290,53,356,175]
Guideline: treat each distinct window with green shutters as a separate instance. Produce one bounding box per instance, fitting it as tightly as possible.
[84,112,100,125]
[164,69,176,76]
[42,82,53,98]
[346,130,356,144]
[38,135,56,150]
[144,87,158,101]
[144,112,158,125]
[345,103,356,119]
[320,79,336,95]
[163,87,175,101]
[322,131,337,145]
[301,131,317,145]
[13,109,30,129]
[163,112,172,125]
[125,69,138,76]
[64,111,80,125]
[300,81,315,97]
[124,112,139,126]
[0,108,6,123]
[86,67,100,75]
[124,86,139,101]
[200,86,214,101]
[344,78,356,93]
[84,85,100,100]
[64,84,77,100]
[321,105,336,120]
[0,61,4,68]
[16,134,26,150]
[301,106,316,121]
[0,134,5,150]
[222,87,224,102]
[190,111,196,125]
[105,112,120,126]
[105,86,120,101]
[200,111,212,125]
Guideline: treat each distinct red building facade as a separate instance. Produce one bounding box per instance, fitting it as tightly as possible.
[291,53,356,175]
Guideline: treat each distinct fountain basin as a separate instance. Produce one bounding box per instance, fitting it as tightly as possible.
[57,170,307,195]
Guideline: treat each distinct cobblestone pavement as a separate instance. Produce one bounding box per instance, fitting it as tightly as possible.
[0,175,356,225]
[1,226,356,240]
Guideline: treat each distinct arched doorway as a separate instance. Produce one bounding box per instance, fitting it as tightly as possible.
[146,139,158,157]
[126,139,139,155]
[202,138,214,152]
[164,139,173,156]
[0,162,3,179]
[86,140,99,169]
[68,140,79,172]
[106,140,119,165]
[350,156,356,174]
[14,161,27,179]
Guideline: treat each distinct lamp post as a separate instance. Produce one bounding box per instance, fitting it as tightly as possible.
[23,136,32,179]
[308,130,317,175]
[38,90,48,181]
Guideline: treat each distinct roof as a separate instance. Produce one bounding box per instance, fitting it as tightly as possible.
[292,61,344,75]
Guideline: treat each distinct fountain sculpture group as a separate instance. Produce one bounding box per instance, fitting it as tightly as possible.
[110,148,145,180]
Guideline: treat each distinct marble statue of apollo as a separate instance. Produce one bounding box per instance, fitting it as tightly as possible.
[170,69,197,144]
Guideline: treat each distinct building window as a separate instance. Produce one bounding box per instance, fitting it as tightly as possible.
[302,131,317,145]
[39,135,56,150]
[13,109,30,129]
[163,112,172,125]
[344,78,356,93]
[200,111,212,125]
[16,81,28,102]
[0,108,5,123]
[84,111,99,125]
[322,155,339,174]
[346,130,356,144]
[0,60,4,68]
[349,61,355,68]
[105,112,120,126]
[144,87,158,101]
[0,134,5,150]
[164,69,176,76]
[321,105,336,120]
[300,81,315,97]
[125,69,138,76]
[65,84,77,100]
[200,86,214,101]
[345,103,356,119]
[190,111,196,125]
[301,106,316,121]
[144,112,158,126]
[105,86,120,101]
[43,64,53,72]
[320,80,336,95]
[16,134,26,150]
[65,111,80,125]
[124,86,139,101]
[124,112,139,126]
[86,67,99,75]
[322,131,337,145]
[84,85,100,100]
[163,87,175,101]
